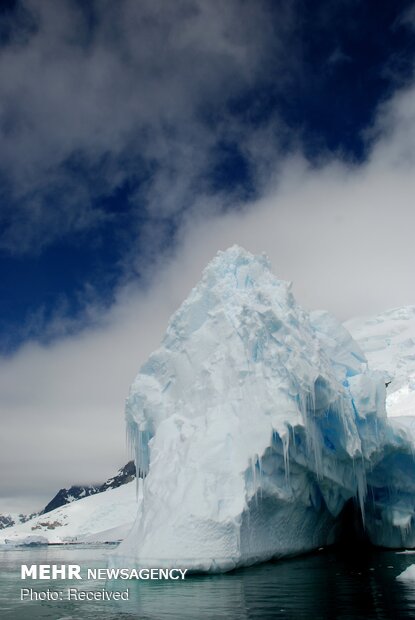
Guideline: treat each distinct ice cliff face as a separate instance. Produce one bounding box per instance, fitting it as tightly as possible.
[346,306,415,419]
[114,246,415,572]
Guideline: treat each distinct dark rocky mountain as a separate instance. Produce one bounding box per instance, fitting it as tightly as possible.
[41,461,136,515]
[0,461,136,528]
[98,460,136,492]
[42,485,99,514]
[0,515,14,529]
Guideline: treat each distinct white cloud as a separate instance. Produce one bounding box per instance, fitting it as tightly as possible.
[0,0,289,253]
[2,74,415,511]
[2,1,415,512]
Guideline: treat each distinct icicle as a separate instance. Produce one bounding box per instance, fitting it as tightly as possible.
[282,429,290,487]
[353,455,367,527]
[125,414,152,499]
[257,455,264,499]
[253,456,258,507]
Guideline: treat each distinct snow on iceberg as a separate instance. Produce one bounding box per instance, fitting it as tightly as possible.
[345,306,415,418]
[113,246,415,572]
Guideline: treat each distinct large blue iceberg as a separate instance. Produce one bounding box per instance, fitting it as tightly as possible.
[114,246,415,572]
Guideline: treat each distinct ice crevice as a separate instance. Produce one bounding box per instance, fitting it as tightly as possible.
[112,246,415,573]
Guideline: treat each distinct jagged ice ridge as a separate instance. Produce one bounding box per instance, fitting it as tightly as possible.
[113,246,415,572]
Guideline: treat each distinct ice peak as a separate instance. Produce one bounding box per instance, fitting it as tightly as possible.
[160,244,295,355]
[209,244,270,267]
[201,245,272,285]
[117,249,415,573]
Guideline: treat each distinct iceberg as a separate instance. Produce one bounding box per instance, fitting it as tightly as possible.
[397,564,415,581]
[345,306,415,418]
[113,246,415,572]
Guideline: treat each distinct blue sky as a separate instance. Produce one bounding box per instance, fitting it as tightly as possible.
[1,0,415,352]
[2,0,415,511]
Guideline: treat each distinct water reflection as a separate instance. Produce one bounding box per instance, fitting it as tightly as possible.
[1,545,415,619]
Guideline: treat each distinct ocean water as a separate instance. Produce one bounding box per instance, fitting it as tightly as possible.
[1,544,415,619]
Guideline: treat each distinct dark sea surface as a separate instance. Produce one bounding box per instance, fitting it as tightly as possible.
[1,544,415,619]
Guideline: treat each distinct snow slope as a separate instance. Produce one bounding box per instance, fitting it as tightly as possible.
[112,246,415,573]
[0,482,138,545]
[0,512,37,530]
[41,460,136,514]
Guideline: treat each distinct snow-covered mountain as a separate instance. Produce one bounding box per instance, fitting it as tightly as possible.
[0,512,37,531]
[0,461,136,540]
[99,460,136,492]
[0,482,138,545]
[42,461,136,514]
[113,246,415,573]
[41,485,100,515]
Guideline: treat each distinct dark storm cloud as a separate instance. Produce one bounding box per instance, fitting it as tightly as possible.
[0,0,292,254]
